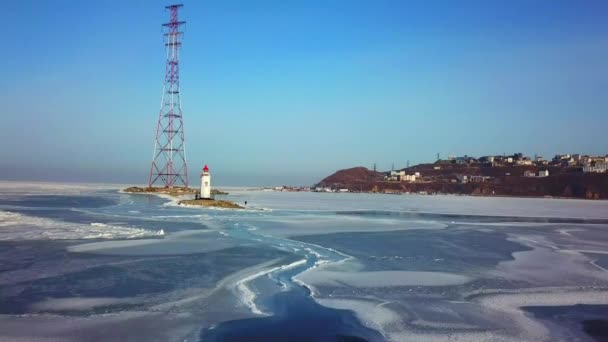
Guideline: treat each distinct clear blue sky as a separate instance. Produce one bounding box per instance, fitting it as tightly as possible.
[1,0,607,186]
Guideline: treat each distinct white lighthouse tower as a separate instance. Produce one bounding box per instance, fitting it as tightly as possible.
[200,165,211,199]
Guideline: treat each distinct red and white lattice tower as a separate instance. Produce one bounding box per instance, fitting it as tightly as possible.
[149,4,189,188]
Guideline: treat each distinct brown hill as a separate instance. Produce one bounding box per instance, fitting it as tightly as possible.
[317,167,384,187]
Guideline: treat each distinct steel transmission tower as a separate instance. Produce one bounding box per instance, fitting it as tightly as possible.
[149,4,189,188]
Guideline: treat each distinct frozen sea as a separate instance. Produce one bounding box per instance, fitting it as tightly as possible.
[1,181,608,341]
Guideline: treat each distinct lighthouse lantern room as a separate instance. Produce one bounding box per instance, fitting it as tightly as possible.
[200,165,211,199]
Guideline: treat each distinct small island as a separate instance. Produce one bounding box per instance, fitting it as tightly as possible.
[124,165,243,209]
[123,185,242,209]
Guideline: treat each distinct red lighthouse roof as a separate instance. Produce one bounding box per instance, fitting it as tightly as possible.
[203,165,209,172]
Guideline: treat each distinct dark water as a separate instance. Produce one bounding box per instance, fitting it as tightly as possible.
[583,321,608,342]
[200,288,382,342]
[525,305,608,342]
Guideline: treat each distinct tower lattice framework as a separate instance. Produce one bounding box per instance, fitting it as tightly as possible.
[149,4,189,188]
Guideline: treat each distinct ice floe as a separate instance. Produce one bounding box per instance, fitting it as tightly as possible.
[67,229,237,255]
[0,210,164,240]
[296,269,471,287]
[29,297,138,312]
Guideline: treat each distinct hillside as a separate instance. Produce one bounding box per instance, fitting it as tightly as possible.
[318,166,385,185]
[316,165,608,199]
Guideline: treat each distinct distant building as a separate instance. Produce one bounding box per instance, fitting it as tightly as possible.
[402,174,417,182]
[535,156,548,166]
[553,154,576,166]
[454,155,478,164]
[516,158,532,166]
[593,156,608,163]
[479,156,494,163]
[470,175,489,183]
[457,175,489,183]
[456,175,469,183]
[524,170,549,177]
[583,162,608,173]
[385,170,419,182]
[385,170,405,181]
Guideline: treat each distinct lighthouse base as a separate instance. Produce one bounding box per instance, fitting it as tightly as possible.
[195,193,213,200]
[179,198,243,209]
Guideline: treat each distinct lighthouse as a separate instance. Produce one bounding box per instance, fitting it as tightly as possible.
[200,165,211,199]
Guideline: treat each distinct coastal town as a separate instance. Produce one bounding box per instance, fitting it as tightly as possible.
[265,152,608,200]
[379,152,608,184]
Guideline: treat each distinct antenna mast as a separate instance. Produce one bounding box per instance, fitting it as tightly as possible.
[149,4,189,188]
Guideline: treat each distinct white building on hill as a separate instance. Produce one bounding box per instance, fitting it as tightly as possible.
[385,170,419,182]
[583,162,608,173]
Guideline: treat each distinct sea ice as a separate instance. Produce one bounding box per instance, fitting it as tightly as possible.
[296,269,471,287]
[0,210,163,241]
